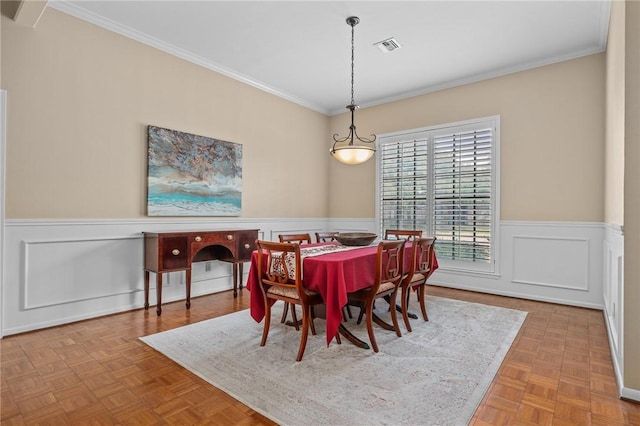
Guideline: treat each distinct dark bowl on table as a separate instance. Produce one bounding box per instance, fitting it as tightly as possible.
[334,232,377,246]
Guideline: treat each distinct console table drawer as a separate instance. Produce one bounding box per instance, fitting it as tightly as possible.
[236,231,257,261]
[160,236,189,270]
[191,232,237,245]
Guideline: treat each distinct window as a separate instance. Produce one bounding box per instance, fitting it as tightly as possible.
[377,116,499,274]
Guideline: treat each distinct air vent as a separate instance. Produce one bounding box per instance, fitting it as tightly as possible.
[374,37,401,53]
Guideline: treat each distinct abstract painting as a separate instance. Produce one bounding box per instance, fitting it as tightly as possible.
[147,126,242,216]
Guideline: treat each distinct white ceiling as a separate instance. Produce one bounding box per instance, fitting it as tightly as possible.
[48,0,611,115]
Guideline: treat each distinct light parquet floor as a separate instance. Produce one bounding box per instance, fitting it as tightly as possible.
[1,286,639,425]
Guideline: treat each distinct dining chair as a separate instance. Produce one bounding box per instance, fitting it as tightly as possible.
[384,229,423,241]
[347,239,406,352]
[256,240,326,361]
[399,237,436,332]
[277,233,312,324]
[315,231,338,243]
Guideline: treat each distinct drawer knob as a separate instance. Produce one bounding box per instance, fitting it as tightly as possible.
[227,235,233,240]
[172,249,180,256]
[244,243,251,249]
[194,236,202,242]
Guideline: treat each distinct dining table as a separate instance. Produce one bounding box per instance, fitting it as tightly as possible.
[246,240,438,348]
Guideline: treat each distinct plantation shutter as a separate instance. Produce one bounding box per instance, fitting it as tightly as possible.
[379,138,428,233]
[378,117,498,272]
[432,128,492,262]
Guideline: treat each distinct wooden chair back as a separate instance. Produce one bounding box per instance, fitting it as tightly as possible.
[374,239,406,295]
[414,237,436,277]
[257,240,303,297]
[278,233,312,244]
[315,232,338,243]
[404,237,436,280]
[384,229,423,241]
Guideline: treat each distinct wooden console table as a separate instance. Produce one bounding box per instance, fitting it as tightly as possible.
[143,229,258,315]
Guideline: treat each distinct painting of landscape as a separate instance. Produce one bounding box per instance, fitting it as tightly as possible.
[147,126,242,216]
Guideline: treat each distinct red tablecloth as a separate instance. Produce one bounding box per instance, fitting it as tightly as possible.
[246,242,438,346]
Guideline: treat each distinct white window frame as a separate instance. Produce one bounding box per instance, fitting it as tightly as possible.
[375,115,500,275]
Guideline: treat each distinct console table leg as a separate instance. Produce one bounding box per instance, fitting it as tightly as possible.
[232,262,245,298]
[233,263,239,297]
[185,269,192,309]
[156,273,163,316]
[144,270,150,310]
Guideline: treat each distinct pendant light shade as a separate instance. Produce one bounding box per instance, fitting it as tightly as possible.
[331,146,376,165]
[330,16,376,165]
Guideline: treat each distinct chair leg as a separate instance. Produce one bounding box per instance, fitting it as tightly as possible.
[418,284,429,321]
[260,301,271,346]
[280,302,289,323]
[291,305,300,330]
[389,291,402,337]
[309,308,317,335]
[356,302,365,324]
[364,300,379,352]
[405,289,411,312]
[296,305,311,362]
[341,304,354,321]
[401,286,413,333]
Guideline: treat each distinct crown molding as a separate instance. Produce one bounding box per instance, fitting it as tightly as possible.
[48,0,610,118]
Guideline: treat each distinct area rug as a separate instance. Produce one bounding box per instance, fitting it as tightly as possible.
[140,297,526,425]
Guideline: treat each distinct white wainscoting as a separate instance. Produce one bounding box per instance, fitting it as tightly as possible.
[416,220,604,309]
[2,219,604,336]
[2,218,334,336]
[22,235,143,310]
[603,223,626,397]
[512,235,590,291]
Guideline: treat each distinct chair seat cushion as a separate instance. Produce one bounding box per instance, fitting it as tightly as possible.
[376,281,397,294]
[267,286,318,299]
[409,272,426,284]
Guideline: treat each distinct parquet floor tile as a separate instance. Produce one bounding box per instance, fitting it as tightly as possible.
[2,286,639,425]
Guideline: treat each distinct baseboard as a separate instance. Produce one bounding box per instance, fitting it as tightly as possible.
[621,387,640,403]
[428,282,605,311]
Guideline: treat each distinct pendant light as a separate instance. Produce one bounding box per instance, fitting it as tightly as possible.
[330,16,376,165]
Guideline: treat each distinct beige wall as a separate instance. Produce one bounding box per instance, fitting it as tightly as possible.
[606,0,626,226]
[1,6,608,223]
[329,54,606,222]
[1,8,330,219]
[623,0,640,391]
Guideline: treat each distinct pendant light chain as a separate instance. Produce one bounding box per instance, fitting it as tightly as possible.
[350,21,355,107]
